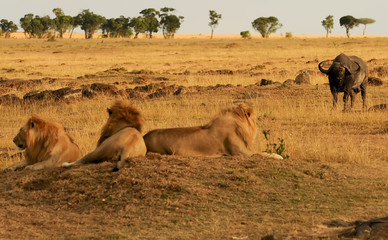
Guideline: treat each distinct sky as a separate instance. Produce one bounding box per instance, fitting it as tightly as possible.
[1,0,387,36]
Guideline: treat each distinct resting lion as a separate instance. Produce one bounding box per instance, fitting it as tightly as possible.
[62,100,147,169]
[144,104,282,159]
[3,115,81,171]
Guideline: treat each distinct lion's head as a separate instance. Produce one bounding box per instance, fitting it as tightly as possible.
[204,104,257,150]
[14,115,62,164]
[97,100,144,146]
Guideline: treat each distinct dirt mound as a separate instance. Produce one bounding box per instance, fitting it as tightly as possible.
[1,153,387,239]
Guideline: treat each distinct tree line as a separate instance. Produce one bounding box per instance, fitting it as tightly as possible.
[0,8,376,39]
[0,8,184,39]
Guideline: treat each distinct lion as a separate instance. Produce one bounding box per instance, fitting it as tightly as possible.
[62,100,147,169]
[3,115,82,171]
[143,104,283,159]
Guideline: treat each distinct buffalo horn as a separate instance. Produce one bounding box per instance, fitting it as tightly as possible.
[318,61,330,74]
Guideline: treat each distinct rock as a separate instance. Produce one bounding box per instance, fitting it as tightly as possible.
[173,87,185,96]
[82,87,95,98]
[282,79,296,86]
[368,77,384,86]
[331,216,388,239]
[62,89,82,100]
[127,89,142,99]
[0,94,21,104]
[295,72,310,85]
[23,87,73,102]
[147,89,167,99]
[90,83,119,95]
[0,79,42,90]
[260,79,274,86]
[368,104,387,112]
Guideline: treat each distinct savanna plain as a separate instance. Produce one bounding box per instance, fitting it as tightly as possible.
[0,35,387,239]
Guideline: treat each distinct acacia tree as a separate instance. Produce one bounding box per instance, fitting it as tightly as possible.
[20,14,52,38]
[102,16,132,38]
[140,8,159,38]
[357,18,375,35]
[52,8,73,38]
[209,10,222,39]
[339,15,359,38]
[20,13,34,38]
[321,15,334,38]
[0,19,18,38]
[251,16,282,38]
[69,16,79,39]
[76,9,105,39]
[129,16,147,39]
[159,7,184,39]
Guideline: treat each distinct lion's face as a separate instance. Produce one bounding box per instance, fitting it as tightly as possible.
[13,127,28,150]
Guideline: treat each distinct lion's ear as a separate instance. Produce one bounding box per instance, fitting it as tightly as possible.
[246,108,253,117]
[107,108,112,116]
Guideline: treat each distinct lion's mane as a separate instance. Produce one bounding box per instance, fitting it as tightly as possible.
[97,100,143,146]
[62,100,147,169]
[7,115,81,170]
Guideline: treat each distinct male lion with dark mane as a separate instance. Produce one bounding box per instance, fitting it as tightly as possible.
[62,100,146,169]
[144,104,282,159]
[3,115,81,171]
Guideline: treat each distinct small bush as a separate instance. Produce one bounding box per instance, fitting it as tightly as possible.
[285,32,293,39]
[240,31,251,39]
[263,129,289,159]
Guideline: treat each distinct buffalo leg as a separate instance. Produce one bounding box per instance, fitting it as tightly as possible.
[360,82,367,109]
[343,91,350,111]
[331,88,338,108]
[350,90,356,109]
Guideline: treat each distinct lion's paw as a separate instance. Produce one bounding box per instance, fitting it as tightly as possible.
[62,162,73,167]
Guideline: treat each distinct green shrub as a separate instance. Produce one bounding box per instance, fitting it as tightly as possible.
[240,31,251,39]
[263,129,289,159]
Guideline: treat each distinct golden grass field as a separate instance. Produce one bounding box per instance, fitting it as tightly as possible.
[0,35,387,239]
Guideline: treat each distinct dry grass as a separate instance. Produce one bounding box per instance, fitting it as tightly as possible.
[1,36,387,164]
[0,36,387,239]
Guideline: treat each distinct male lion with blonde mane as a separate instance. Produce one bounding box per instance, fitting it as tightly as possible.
[144,104,283,159]
[3,115,81,171]
[62,100,147,169]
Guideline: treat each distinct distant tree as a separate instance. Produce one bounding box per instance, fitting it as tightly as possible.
[139,8,159,38]
[240,31,251,39]
[0,19,18,38]
[39,15,53,37]
[52,8,73,38]
[101,18,119,37]
[209,10,222,39]
[321,15,334,38]
[339,15,359,38]
[116,16,133,38]
[20,13,34,38]
[285,32,293,38]
[129,16,147,39]
[69,16,79,39]
[251,16,282,38]
[20,14,52,38]
[159,7,184,39]
[76,9,105,39]
[357,18,375,35]
[102,16,132,38]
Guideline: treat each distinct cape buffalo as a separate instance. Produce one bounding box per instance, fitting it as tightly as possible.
[318,53,368,110]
